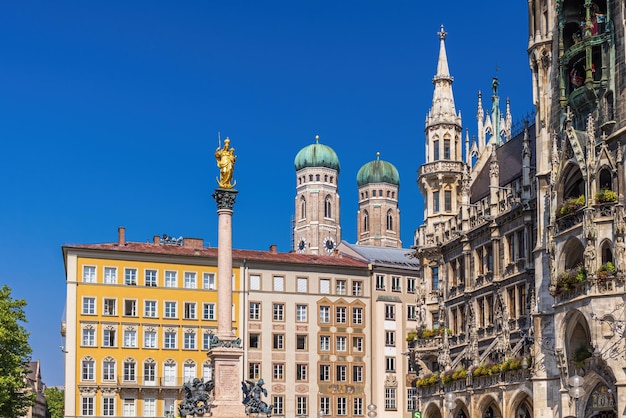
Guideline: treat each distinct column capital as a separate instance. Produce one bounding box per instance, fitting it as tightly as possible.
[213,188,238,211]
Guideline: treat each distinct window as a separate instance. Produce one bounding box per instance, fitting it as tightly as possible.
[82,358,95,380]
[123,399,135,417]
[319,305,330,323]
[273,303,284,321]
[272,363,284,380]
[407,277,416,293]
[352,365,363,382]
[164,302,177,318]
[164,331,177,349]
[385,388,397,411]
[125,268,137,285]
[320,397,331,415]
[103,360,116,382]
[249,274,260,291]
[319,364,330,381]
[123,361,136,382]
[297,277,308,292]
[83,297,96,315]
[296,304,307,322]
[444,138,450,159]
[337,397,347,416]
[272,334,284,350]
[336,365,347,381]
[184,302,196,319]
[83,266,96,283]
[354,398,363,416]
[385,357,396,372]
[144,362,156,384]
[144,300,157,317]
[82,329,95,346]
[183,272,197,289]
[249,333,260,349]
[203,303,215,320]
[407,388,417,412]
[407,305,417,321]
[203,334,212,350]
[143,398,156,417]
[183,363,196,382]
[336,336,347,352]
[433,140,440,160]
[433,191,440,212]
[103,298,116,316]
[300,195,306,219]
[144,331,157,349]
[273,276,284,291]
[296,397,308,416]
[164,271,177,288]
[336,306,347,323]
[385,331,396,346]
[386,210,393,230]
[320,335,330,351]
[273,396,284,416]
[81,397,94,416]
[432,267,439,290]
[352,281,363,296]
[164,363,177,386]
[124,300,137,317]
[104,267,117,284]
[352,336,363,352]
[145,270,157,287]
[391,276,401,292]
[324,195,332,218]
[184,332,196,349]
[249,302,260,320]
[336,280,347,295]
[103,397,115,416]
[123,330,137,348]
[384,304,396,320]
[375,275,385,290]
[203,273,216,290]
[320,278,330,294]
[352,307,363,325]
[296,334,307,350]
[445,190,452,211]
[248,363,260,380]
[103,329,116,347]
[363,210,369,232]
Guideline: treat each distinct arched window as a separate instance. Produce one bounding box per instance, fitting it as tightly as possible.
[601,241,613,264]
[598,167,612,191]
[324,175,328,182]
[363,210,369,232]
[316,174,320,181]
[386,210,393,230]
[300,196,306,219]
[324,196,332,218]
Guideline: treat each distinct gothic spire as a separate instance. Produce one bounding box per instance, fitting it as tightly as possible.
[427,25,459,125]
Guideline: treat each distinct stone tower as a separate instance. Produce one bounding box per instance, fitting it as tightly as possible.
[356,152,401,247]
[418,26,464,244]
[293,135,341,254]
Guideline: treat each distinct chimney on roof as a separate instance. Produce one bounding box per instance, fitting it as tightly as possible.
[153,235,160,245]
[118,227,126,246]
[269,244,277,254]
[184,238,204,249]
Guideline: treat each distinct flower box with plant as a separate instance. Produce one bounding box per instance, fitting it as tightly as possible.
[554,265,587,293]
[415,328,452,340]
[415,372,440,387]
[573,346,592,367]
[596,189,617,204]
[442,367,468,384]
[555,195,586,218]
[597,261,616,281]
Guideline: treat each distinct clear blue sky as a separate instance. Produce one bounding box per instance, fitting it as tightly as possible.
[0,1,531,386]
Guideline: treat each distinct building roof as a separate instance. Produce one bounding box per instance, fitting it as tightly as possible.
[356,153,400,187]
[340,241,420,269]
[294,136,340,172]
[63,241,368,269]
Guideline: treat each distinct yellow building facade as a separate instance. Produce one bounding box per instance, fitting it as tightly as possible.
[63,229,238,418]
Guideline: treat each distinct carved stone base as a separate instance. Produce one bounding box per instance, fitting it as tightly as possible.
[208,346,246,418]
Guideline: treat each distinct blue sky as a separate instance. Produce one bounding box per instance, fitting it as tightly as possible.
[0,1,531,386]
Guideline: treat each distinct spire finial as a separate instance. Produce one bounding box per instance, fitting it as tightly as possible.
[376,152,380,160]
[438,25,447,40]
[315,135,320,143]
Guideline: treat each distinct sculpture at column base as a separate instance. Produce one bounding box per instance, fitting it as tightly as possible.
[208,346,247,418]
[178,378,213,418]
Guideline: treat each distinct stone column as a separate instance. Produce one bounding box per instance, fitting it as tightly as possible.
[209,188,246,418]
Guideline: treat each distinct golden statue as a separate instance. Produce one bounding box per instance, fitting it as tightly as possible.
[215,137,237,189]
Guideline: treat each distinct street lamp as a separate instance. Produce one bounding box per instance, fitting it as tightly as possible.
[568,372,586,416]
[367,403,377,418]
[318,409,325,418]
[444,393,456,418]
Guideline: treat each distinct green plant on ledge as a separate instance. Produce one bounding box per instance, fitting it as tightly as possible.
[441,367,467,384]
[555,195,586,218]
[597,261,616,280]
[415,328,452,339]
[406,331,417,342]
[415,372,440,387]
[596,189,617,204]
[573,346,592,367]
[554,265,587,293]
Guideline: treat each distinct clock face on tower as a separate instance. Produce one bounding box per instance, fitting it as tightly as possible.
[297,238,306,253]
[323,236,336,253]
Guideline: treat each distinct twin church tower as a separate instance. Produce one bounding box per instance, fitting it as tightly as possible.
[293,136,401,254]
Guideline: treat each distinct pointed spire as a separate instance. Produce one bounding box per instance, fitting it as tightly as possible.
[428,25,458,125]
[434,25,451,80]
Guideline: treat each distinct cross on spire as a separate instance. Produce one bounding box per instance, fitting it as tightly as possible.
[438,24,447,40]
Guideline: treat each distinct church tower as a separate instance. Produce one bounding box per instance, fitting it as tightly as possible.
[293,136,341,254]
[418,26,464,242]
[356,153,401,247]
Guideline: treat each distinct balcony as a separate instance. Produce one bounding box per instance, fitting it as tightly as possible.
[418,161,465,178]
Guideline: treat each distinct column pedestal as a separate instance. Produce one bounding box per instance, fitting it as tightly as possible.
[208,346,245,418]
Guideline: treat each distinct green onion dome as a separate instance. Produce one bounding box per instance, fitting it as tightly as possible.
[356,153,400,187]
[294,135,340,172]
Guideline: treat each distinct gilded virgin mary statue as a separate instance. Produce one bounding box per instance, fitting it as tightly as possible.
[215,138,237,189]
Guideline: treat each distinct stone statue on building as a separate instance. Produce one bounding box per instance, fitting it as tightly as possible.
[215,138,237,189]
